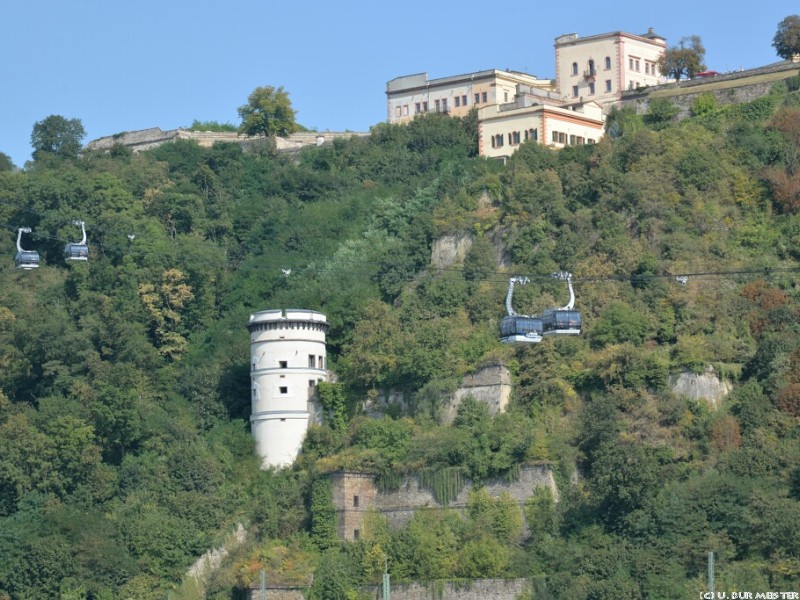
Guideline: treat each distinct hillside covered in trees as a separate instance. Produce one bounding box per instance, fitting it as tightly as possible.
[2,78,800,599]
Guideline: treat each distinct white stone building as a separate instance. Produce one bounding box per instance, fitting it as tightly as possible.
[478,85,604,160]
[386,69,553,124]
[247,309,328,468]
[554,28,667,106]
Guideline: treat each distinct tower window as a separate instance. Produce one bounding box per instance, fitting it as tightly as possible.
[354,495,359,507]
[353,529,360,540]
[279,360,287,368]
[279,386,288,394]
[308,355,316,368]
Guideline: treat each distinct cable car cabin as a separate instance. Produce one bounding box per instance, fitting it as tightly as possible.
[64,220,88,262]
[540,309,581,336]
[64,243,89,261]
[500,316,543,344]
[15,250,40,270]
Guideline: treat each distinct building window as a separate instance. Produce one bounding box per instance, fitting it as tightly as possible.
[462,95,467,106]
[319,356,324,369]
[435,99,440,112]
[572,85,579,98]
[309,379,315,387]
[482,91,487,103]
[605,56,611,69]
[588,82,595,95]
[442,98,447,111]
[629,58,634,70]
[415,102,421,113]
[474,93,480,104]
[512,131,521,144]
[395,107,401,117]
[530,128,537,141]
[572,62,578,75]
[308,355,316,368]
[279,386,288,394]
[402,105,408,116]
[552,131,558,142]
[587,59,595,76]
[635,59,640,71]
[354,495,359,507]
[569,134,576,145]
[423,101,428,112]
[279,360,288,368]
[353,529,360,540]
[605,79,612,92]
[454,96,460,107]
[504,91,508,102]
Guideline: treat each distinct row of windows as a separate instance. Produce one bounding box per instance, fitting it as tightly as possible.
[490,129,538,148]
[571,56,658,77]
[248,321,327,333]
[251,378,324,399]
[629,57,658,75]
[550,131,596,146]
[571,56,612,76]
[572,79,613,97]
[397,91,493,119]
[254,356,325,369]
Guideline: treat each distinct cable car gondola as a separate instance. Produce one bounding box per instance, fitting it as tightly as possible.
[499,272,581,344]
[64,220,88,261]
[540,271,581,336]
[15,227,40,270]
[500,276,542,344]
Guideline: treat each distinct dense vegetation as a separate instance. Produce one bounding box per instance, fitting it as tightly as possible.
[1,78,800,599]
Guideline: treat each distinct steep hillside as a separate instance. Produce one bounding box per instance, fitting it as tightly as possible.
[1,81,800,599]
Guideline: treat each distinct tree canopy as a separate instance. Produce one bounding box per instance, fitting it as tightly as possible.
[773,15,800,60]
[30,114,86,161]
[237,85,299,138]
[658,35,707,80]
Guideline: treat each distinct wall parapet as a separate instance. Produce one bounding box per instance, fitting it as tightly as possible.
[249,578,531,600]
[331,464,558,541]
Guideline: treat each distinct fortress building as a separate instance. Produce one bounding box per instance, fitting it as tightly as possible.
[247,309,328,468]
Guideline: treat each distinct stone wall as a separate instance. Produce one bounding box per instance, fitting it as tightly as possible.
[441,364,512,425]
[249,578,530,600]
[332,464,558,540]
[85,128,368,155]
[620,61,800,119]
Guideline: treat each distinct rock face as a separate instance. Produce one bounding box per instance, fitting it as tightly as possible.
[442,364,512,425]
[431,232,473,269]
[669,365,732,409]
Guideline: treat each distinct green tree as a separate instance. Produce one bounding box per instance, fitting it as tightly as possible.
[0,152,13,172]
[237,86,298,138]
[658,36,706,80]
[773,15,800,60]
[30,115,86,160]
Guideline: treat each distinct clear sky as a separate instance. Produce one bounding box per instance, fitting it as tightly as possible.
[1,1,798,167]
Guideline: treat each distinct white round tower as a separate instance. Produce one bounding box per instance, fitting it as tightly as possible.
[247,309,328,468]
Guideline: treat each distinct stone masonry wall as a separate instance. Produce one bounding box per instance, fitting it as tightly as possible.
[333,464,558,540]
[621,61,800,120]
[442,364,512,425]
[249,578,530,600]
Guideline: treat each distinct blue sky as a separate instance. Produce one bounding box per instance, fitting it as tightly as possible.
[1,0,798,167]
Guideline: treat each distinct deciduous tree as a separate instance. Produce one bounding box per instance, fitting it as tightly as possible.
[30,115,85,161]
[658,36,706,80]
[773,15,800,60]
[237,86,298,138]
